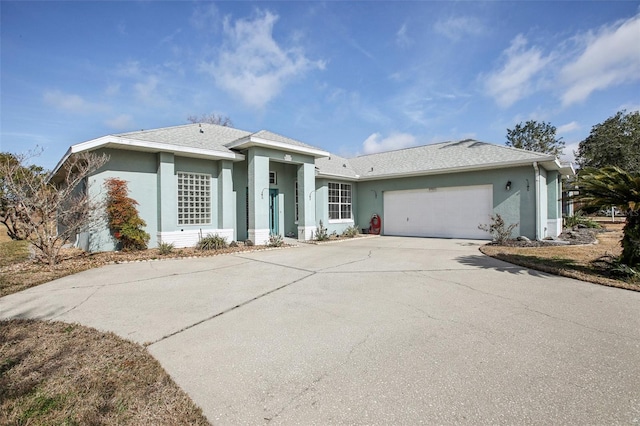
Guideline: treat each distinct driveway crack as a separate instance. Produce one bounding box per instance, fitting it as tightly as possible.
[146,271,316,347]
[52,285,104,319]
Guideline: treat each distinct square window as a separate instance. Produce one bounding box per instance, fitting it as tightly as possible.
[177,172,212,225]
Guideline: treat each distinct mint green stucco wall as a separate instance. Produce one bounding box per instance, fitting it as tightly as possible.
[235,147,317,242]
[87,149,236,251]
[354,166,539,239]
[315,178,358,235]
[232,158,249,241]
[88,148,158,251]
[546,170,560,220]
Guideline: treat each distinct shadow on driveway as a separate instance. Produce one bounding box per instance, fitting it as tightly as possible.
[455,254,551,278]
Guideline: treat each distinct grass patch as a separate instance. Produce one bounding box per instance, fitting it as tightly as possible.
[0,240,29,268]
[0,319,210,425]
[481,222,640,292]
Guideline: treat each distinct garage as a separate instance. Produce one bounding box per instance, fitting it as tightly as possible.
[383,185,493,239]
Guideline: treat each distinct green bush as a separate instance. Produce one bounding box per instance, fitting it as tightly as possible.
[342,225,359,238]
[196,233,228,251]
[565,212,601,229]
[157,242,174,255]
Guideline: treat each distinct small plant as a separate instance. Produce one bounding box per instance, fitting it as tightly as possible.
[229,241,238,248]
[267,233,284,247]
[157,241,174,255]
[314,220,329,241]
[565,212,601,229]
[196,233,228,250]
[478,214,518,245]
[244,239,254,247]
[342,225,359,238]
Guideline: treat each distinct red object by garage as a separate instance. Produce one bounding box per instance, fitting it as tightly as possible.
[369,214,382,235]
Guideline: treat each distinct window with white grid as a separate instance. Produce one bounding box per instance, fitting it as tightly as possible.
[177,172,211,225]
[328,182,352,221]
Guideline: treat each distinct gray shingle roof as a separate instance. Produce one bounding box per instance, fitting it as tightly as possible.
[314,154,359,179]
[251,130,327,152]
[316,139,556,179]
[116,123,251,154]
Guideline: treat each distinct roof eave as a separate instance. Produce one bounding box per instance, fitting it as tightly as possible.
[52,135,245,173]
[315,171,360,181]
[227,135,330,158]
[355,158,559,181]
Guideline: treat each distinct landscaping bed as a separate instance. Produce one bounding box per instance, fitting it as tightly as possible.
[0,242,283,298]
[481,222,640,292]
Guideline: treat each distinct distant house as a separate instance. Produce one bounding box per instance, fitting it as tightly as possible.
[51,123,574,251]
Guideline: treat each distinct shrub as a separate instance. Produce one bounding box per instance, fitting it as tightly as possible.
[478,214,518,245]
[196,233,228,251]
[105,178,149,251]
[267,233,284,247]
[157,241,174,255]
[565,212,601,229]
[342,225,359,238]
[314,220,329,241]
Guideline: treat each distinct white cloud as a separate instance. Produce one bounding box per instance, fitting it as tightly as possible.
[190,3,221,32]
[43,90,103,113]
[434,16,486,41]
[105,83,120,96]
[396,23,413,48]
[362,132,417,154]
[134,75,165,105]
[202,10,325,109]
[560,14,640,106]
[105,114,134,130]
[562,141,580,164]
[483,35,552,108]
[557,121,580,134]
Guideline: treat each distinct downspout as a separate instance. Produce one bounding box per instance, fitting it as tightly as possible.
[533,161,541,240]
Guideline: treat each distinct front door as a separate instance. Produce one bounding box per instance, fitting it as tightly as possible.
[269,189,279,235]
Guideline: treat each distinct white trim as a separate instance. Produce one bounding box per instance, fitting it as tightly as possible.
[227,135,330,158]
[328,219,354,224]
[354,158,559,182]
[157,229,234,249]
[534,162,542,240]
[298,226,315,241]
[51,135,244,178]
[248,228,270,245]
[547,219,562,238]
[315,171,360,181]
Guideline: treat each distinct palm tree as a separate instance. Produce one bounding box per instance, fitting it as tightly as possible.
[575,166,640,267]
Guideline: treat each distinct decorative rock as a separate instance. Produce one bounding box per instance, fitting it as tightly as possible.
[517,236,531,242]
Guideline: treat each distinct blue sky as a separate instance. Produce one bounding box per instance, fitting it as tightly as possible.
[2,1,639,170]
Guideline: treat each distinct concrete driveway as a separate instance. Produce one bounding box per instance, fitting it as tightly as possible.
[1,236,639,424]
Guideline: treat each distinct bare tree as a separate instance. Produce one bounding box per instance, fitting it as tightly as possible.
[0,150,109,265]
[186,113,233,127]
[0,152,43,240]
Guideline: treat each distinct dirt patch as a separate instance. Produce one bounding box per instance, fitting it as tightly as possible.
[481,223,639,292]
[0,319,210,425]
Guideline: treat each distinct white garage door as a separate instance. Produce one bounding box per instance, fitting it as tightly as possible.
[383,185,493,239]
